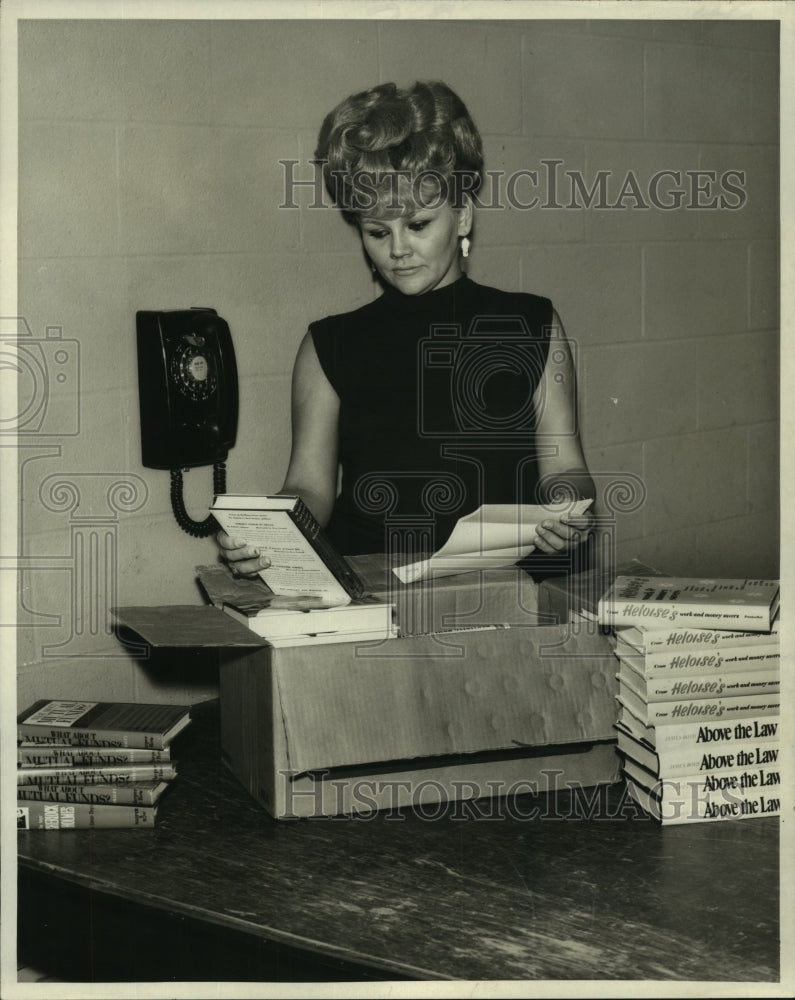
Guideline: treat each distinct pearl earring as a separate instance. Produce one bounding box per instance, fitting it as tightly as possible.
[460,236,471,259]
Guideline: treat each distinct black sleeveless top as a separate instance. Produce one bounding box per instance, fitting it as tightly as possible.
[310,275,554,555]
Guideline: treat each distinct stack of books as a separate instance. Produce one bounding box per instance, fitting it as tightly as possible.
[16,699,192,830]
[222,595,397,646]
[209,494,398,646]
[597,576,781,825]
[195,561,397,647]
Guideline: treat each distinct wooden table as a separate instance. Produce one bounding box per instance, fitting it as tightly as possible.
[17,700,780,983]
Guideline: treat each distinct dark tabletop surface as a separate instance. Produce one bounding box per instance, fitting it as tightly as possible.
[17,699,780,983]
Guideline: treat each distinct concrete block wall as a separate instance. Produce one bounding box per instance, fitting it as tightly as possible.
[13,16,779,705]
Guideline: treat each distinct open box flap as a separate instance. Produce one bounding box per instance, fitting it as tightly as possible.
[273,626,619,774]
[112,605,268,648]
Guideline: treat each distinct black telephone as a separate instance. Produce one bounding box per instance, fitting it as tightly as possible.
[136,308,238,536]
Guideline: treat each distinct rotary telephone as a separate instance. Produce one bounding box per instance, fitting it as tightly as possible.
[136,308,238,536]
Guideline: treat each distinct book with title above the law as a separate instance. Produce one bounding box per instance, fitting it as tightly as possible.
[597,573,781,825]
[622,760,781,826]
[210,493,365,606]
[598,576,779,632]
[616,703,780,754]
[615,722,780,779]
[617,702,781,825]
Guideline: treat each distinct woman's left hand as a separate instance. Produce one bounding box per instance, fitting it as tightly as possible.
[533,510,594,554]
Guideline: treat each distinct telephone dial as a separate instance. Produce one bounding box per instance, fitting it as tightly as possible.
[136,308,238,536]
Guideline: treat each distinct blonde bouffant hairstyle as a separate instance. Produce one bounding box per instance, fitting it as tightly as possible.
[314,80,484,221]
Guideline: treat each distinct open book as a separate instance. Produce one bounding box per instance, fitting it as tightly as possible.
[393,499,593,584]
[211,494,364,606]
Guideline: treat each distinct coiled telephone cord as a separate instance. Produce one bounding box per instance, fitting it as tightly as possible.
[170,462,227,537]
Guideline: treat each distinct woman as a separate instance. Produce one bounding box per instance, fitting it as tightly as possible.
[219,80,595,576]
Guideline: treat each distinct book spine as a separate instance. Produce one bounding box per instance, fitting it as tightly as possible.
[616,643,779,676]
[618,668,780,703]
[16,783,162,805]
[17,747,172,766]
[632,645,780,677]
[602,602,773,631]
[622,710,780,751]
[627,778,781,826]
[16,727,167,750]
[15,699,189,750]
[17,764,176,786]
[17,801,157,830]
[620,625,779,653]
[288,498,364,599]
[631,763,782,797]
[657,743,780,777]
[641,693,778,726]
[265,626,397,647]
[617,731,781,777]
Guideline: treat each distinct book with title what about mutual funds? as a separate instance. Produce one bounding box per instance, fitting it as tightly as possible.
[17,761,178,786]
[17,700,190,831]
[17,744,173,766]
[211,494,365,607]
[17,700,192,749]
[17,779,170,807]
[598,577,779,632]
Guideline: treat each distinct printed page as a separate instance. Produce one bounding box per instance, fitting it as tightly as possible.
[393,499,592,584]
[212,507,351,605]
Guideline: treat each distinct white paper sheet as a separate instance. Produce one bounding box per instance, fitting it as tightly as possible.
[393,499,593,584]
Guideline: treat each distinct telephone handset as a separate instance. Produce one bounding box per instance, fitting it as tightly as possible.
[136,308,238,536]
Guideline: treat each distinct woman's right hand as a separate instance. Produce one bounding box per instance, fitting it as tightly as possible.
[216,530,272,578]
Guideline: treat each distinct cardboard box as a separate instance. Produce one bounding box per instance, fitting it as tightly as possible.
[343,553,548,636]
[219,626,619,818]
[538,559,664,624]
[114,602,620,819]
